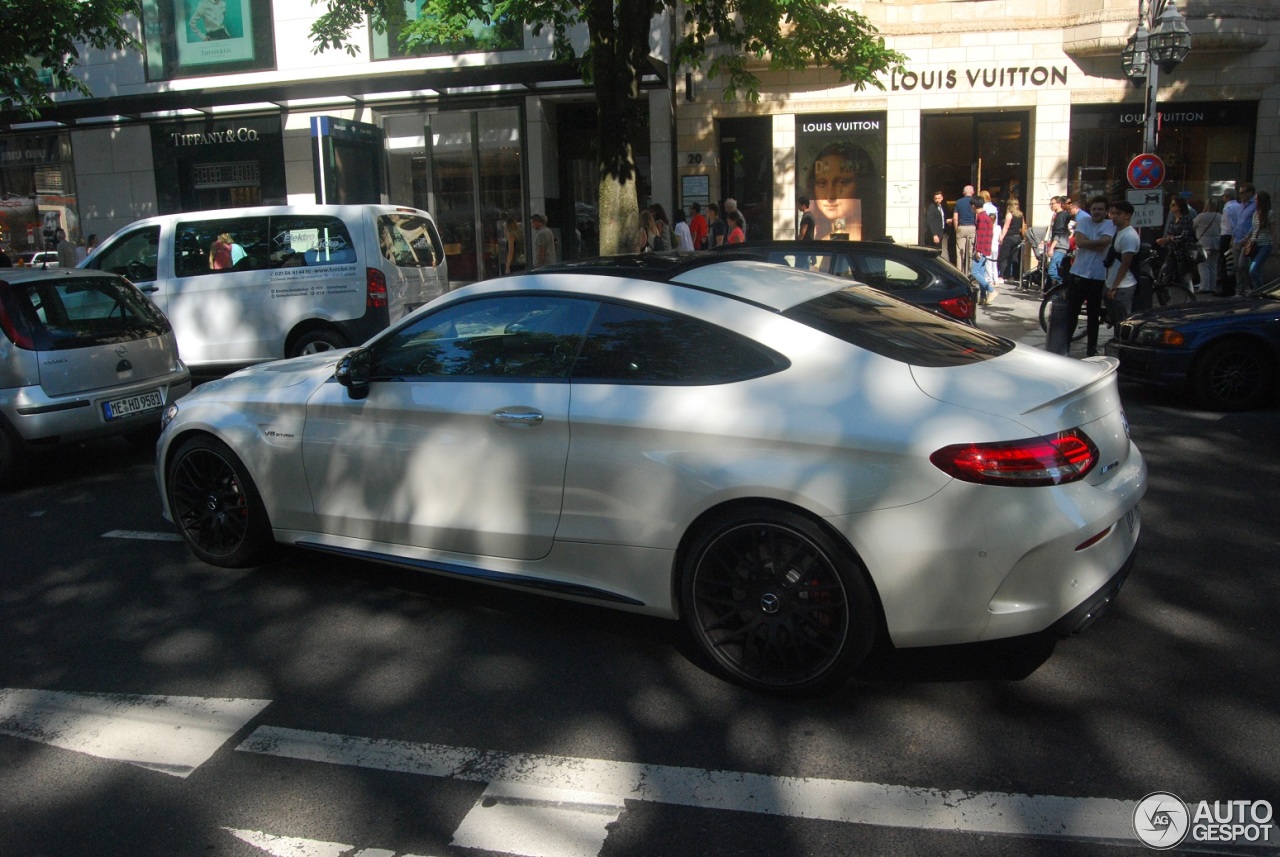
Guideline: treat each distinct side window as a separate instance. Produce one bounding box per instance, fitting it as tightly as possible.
[175,217,269,277]
[269,215,356,267]
[370,295,596,380]
[572,302,785,384]
[849,254,931,292]
[377,214,445,268]
[84,226,161,283]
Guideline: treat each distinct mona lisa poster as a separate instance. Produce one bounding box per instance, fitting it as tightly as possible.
[796,112,887,242]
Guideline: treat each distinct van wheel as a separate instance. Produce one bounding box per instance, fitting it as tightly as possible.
[289,329,348,358]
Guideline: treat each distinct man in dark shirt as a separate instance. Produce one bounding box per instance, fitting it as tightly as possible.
[952,185,977,272]
[925,190,949,261]
[1044,196,1072,288]
[707,203,728,247]
[797,196,815,241]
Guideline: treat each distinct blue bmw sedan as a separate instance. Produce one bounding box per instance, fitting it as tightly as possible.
[1105,282,1280,410]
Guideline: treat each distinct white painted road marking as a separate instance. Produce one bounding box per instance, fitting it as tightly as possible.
[102,529,183,542]
[0,689,270,777]
[225,827,432,857]
[236,725,1138,847]
[451,781,627,857]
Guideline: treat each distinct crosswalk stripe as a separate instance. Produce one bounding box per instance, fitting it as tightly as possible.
[0,689,270,778]
[102,529,183,542]
[451,781,627,857]
[236,725,1138,846]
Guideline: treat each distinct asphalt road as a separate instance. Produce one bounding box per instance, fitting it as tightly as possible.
[2,292,1278,856]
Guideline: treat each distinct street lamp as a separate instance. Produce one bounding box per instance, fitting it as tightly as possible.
[1122,0,1192,153]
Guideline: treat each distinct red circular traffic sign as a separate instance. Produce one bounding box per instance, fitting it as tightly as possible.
[1127,154,1165,189]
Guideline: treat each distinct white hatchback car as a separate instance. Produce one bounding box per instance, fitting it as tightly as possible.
[157,255,1146,693]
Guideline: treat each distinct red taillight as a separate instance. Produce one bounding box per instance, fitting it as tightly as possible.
[939,294,974,321]
[366,267,388,309]
[930,430,1099,487]
[0,293,35,350]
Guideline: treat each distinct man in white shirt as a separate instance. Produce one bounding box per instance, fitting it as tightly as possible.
[1061,196,1117,356]
[1105,201,1141,322]
[1219,189,1239,294]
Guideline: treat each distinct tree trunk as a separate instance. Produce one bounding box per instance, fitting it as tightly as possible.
[590,0,649,256]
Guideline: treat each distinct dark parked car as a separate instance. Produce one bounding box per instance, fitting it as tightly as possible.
[1104,282,1280,410]
[711,240,977,325]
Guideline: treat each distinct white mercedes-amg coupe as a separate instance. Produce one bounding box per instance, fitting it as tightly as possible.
[158,255,1146,694]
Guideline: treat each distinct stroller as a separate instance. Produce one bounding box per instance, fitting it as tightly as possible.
[1018,225,1048,291]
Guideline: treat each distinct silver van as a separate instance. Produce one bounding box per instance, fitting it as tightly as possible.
[82,204,448,372]
[0,267,191,489]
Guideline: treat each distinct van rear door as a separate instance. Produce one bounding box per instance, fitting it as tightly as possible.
[369,208,449,318]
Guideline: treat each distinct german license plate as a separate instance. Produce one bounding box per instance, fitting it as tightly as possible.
[103,389,164,420]
[1124,504,1139,534]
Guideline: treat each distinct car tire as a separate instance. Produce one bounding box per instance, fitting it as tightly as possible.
[166,434,275,567]
[680,506,877,695]
[289,328,348,358]
[1190,339,1276,411]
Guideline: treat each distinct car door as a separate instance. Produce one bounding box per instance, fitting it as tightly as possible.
[301,293,596,560]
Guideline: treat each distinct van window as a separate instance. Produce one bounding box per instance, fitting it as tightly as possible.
[175,217,269,277]
[269,214,357,268]
[87,226,161,283]
[377,213,444,268]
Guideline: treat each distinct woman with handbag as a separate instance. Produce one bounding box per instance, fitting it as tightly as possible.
[1192,199,1221,295]
[1243,190,1275,296]
[1156,196,1196,288]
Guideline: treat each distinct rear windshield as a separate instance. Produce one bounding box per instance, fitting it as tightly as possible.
[0,275,169,351]
[377,214,445,268]
[782,286,1011,367]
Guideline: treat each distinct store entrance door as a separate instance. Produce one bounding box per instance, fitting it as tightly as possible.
[921,112,1029,250]
[719,117,773,241]
[423,108,524,285]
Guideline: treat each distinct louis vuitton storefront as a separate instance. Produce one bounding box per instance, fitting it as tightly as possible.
[674,1,1278,246]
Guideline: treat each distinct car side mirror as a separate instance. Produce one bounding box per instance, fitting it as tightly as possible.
[335,348,371,400]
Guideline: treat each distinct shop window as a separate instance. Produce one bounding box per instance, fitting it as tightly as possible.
[370,2,521,59]
[141,0,277,81]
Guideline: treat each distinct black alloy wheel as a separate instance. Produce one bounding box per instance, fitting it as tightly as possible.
[681,507,876,695]
[167,435,274,567]
[1191,340,1276,411]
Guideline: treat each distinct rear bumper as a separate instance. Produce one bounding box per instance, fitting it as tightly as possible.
[1,370,191,444]
[1052,545,1136,636]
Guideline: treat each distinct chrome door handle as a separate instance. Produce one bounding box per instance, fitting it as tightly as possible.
[493,409,544,427]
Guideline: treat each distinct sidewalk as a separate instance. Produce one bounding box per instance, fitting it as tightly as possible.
[975,281,1228,358]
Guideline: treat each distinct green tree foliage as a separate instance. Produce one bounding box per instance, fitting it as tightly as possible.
[0,0,141,118]
[310,0,904,253]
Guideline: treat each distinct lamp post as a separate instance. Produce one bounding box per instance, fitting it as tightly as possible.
[1122,0,1192,154]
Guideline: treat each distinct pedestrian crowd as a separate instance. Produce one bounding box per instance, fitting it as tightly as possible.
[926,180,1276,358]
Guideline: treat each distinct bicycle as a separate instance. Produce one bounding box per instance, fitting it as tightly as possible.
[1038,253,1195,341]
